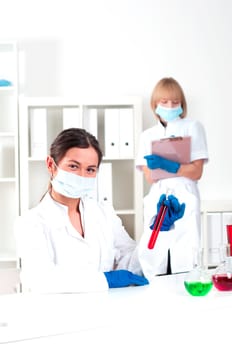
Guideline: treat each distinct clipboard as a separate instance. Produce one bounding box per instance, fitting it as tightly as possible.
[151,136,191,180]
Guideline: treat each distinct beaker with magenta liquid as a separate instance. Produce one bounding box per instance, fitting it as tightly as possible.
[212,243,232,292]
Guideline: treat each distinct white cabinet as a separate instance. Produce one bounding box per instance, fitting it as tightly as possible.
[0,42,19,266]
[19,96,143,240]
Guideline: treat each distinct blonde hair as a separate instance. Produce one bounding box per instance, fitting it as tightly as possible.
[150,77,187,118]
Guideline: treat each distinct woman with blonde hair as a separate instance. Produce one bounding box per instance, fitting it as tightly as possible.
[136,77,208,275]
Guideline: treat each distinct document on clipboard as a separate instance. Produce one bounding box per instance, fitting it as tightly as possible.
[151,136,191,180]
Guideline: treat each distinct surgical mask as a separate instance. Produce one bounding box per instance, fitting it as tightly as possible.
[155,105,183,122]
[51,167,96,199]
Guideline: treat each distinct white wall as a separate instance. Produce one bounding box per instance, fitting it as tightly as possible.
[1,0,232,200]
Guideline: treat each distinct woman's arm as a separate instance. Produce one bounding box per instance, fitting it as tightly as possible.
[142,158,204,183]
[142,165,156,184]
[15,215,109,293]
[177,159,204,181]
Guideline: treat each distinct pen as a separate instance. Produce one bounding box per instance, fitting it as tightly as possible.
[148,199,167,249]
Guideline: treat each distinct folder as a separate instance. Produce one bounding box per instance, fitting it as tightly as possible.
[104,108,120,159]
[97,162,113,203]
[83,108,98,138]
[119,108,134,158]
[62,107,81,129]
[30,108,47,158]
[151,136,191,180]
[104,108,134,159]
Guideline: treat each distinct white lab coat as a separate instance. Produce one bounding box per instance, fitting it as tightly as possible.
[136,117,209,275]
[15,192,161,293]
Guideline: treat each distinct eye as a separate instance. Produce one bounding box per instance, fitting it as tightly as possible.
[160,99,168,104]
[68,163,79,170]
[86,167,97,175]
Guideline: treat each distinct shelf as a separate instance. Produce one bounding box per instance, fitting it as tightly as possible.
[0,132,16,137]
[0,86,15,92]
[0,40,19,265]
[0,178,17,183]
[0,253,18,263]
[28,157,47,162]
[103,156,135,161]
[116,209,135,215]
[19,96,143,240]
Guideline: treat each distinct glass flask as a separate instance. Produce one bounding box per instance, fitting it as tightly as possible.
[184,248,213,296]
[212,244,232,292]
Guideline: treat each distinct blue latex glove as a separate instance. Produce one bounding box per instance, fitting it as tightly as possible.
[104,270,149,288]
[150,194,186,231]
[144,154,180,173]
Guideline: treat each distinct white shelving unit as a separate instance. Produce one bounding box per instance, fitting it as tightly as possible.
[0,41,19,268]
[201,200,232,268]
[19,96,143,240]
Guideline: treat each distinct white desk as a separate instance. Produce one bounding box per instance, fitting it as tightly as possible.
[0,273,232,349]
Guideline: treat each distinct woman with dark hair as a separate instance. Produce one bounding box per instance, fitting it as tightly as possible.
[15,128,183,293]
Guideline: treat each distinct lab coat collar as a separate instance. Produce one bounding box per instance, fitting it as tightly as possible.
[156,116,183,138]
[39,192,88,230]
[42,192,69,212]
[41,191,88,212]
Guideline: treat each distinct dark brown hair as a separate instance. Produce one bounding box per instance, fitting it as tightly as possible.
[50,128,103,166]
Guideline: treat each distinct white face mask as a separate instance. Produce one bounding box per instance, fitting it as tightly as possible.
[51,167,96,199]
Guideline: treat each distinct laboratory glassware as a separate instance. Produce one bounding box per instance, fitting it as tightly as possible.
[212,244,232,292]
[184,248,213,296]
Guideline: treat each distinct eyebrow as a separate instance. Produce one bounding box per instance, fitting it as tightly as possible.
[161,98,180,101]
[68,160,98,168]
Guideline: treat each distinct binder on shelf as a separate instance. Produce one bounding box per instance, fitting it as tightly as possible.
[62,107,81,130]
[30,108,47,159]
[97,162,113,204]
[151,136,191,180]
[104,108,120,159]
[119,108,134,158]
[83,108,98,138]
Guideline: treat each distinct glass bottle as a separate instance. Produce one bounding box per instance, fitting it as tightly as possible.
[184,248,213,296]
[212,244,232,292]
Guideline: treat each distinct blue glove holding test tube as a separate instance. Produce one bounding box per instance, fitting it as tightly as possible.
[150,194,185,231]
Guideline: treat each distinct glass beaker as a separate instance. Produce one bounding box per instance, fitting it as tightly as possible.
[184,247,213,296]
[212,244,232,291]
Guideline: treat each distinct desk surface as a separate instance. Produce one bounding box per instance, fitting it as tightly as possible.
[0,273,232,349]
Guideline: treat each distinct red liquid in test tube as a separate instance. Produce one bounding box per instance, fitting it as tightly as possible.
[148,204,167,249]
